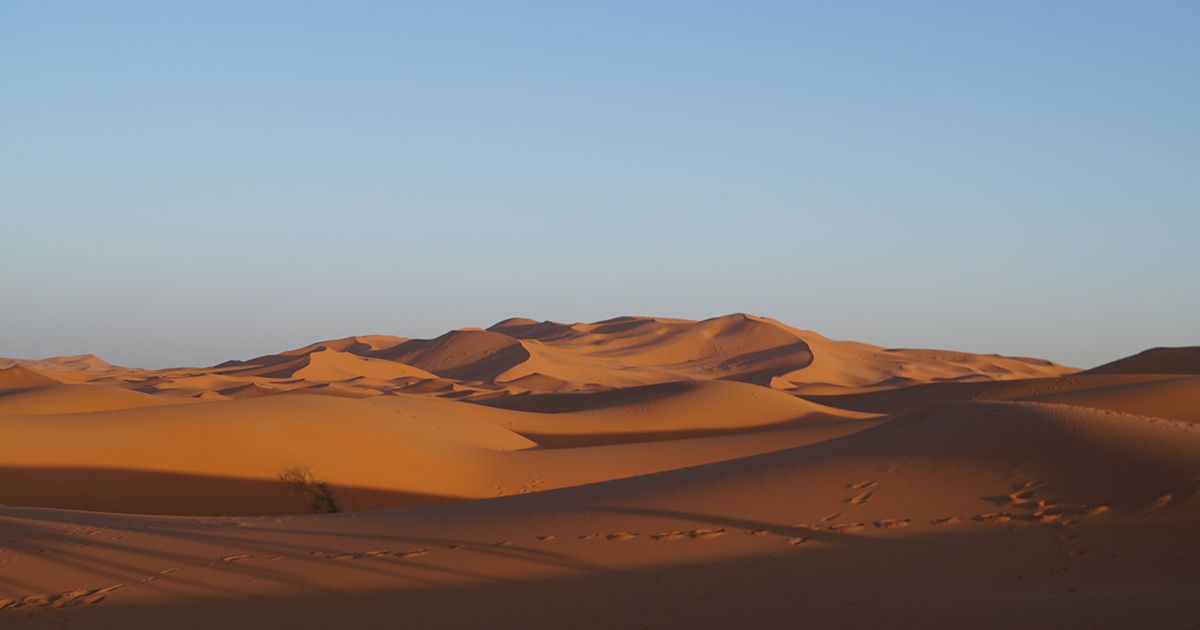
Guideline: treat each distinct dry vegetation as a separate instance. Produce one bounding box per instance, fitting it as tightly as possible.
[279,466,339,514]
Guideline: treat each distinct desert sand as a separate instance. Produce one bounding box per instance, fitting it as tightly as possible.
[1,314,1197,628]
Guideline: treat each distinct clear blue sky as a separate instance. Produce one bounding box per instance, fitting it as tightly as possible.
[3,2,1197,370]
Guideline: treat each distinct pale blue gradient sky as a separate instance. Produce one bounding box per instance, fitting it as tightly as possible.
[3,2,1197,369]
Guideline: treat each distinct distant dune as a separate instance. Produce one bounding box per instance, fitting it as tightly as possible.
[1,314,1195,628]
[1079,345,1200,375]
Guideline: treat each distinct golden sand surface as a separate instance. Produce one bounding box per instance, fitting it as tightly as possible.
[1,315,1197,628]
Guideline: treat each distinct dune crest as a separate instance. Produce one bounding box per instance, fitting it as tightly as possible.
[1,319,1195,628]
[1080,346,1200,375]
[0,365,65,389]
[3,313,1076,402]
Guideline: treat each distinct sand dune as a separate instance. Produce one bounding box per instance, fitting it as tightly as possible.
[1019,375,1200,423]
[0,354,121,374]
[0,365,66,389]
[0,319,1195,628]
[3,314,1078,407]
[463,379,876,447]
[801,372,1181,414]
[0,384,187,415]
[0,381,880,514]
[1080,345,1200,375]
[2,396,1196,628]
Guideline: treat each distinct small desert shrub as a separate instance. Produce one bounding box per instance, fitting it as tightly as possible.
[280,466,340,513]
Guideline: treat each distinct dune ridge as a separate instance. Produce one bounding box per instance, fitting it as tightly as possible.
[0,317,1195,628]
[1,314,1079,404]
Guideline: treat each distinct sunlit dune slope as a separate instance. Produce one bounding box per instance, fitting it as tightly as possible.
[3,397,1197,628]
[458,379,875,447]
[0,327,1196,628]
[0,365,65,389]
[0,354,118,372]
[5,314,1075,404]
[0,384,188,415]
[0,381,881,515]
[482,313,1075,390]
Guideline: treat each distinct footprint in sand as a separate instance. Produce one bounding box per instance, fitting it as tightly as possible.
[820,513,842,523]
[11,585,128,611]
[787,526,815,545]
[828,523,864,533]
[874,519,909,529]
[930,517,961,526]
[848,480,877,490]
[577,534,599,540]
[536,535,557,541]
[607,532,638,541]
[395,549,428,558]
[745,529,769,536]
[15,595,51,608]
[689,529,725,540]
[1081,505,1110,517]
[652,531,685,541]
[847,491,873,505]
[494,541,515,547]
[1150,494,1172,509]
[1007,490,1036,505]
[160,567,184,574]
[335,551,391,560]
[740,552,774,569]
[974,513,1011,524]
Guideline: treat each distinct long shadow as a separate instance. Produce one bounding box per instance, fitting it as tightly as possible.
[10,519,1199,630]
[0,484,887,606]
[0,467,461,516]
[516,417,879,449]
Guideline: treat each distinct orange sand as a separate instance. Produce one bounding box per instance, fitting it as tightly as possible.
[1,315,1195,628]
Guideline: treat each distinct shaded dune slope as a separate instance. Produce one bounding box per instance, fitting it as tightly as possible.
[2,399,1197,628]
[805,369,1200,425]
[0,381,881,515]
[1080,346,1200,375]
[0,365,65,389]
[0,334,1196,628]
[5,314,1076,403]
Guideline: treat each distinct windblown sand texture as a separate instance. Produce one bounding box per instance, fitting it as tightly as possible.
[1,314,1197,628]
